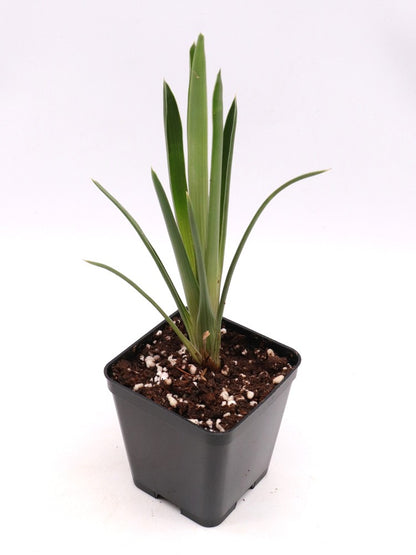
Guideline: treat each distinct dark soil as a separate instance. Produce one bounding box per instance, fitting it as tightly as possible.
[110,317,296,432]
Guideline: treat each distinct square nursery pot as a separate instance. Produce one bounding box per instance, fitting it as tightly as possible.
[104,314,301,527]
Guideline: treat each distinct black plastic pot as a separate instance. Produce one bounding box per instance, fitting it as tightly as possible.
[104,315,301,527]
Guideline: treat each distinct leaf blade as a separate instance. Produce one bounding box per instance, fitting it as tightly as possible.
[151,170,200,318]
[219,98,237,271]
[186,193,218,364]
[206,71,223,310]
[163,81,195,271]
[187,33,208,246]
[91,179,190,326]
[218,170,329,323]
[85,260,201,362]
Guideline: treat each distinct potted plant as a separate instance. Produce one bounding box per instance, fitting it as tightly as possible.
[87,34,327,527]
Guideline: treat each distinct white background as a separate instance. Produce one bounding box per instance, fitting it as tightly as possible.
[1,0,415,553]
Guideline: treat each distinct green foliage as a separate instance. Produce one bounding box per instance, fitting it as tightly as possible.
[87,34,327,369]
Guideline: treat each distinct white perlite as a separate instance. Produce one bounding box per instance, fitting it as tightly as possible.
[188,364,197,375]
[155,330,162,336]
[167,354,177,367]
[154,365,169,383]
[246,390,255,400]
[273,375,284,384]
[206,419,213,429]
[220,388,229,401]
[188,418,201,425]
[177,345,187,355]
[166,393,178,408]
[267,348,275,357]
[221,365,229,376]
[133,383,144,391]
[145,355,156,368]
[216,419,225,432]
[220,388,236,406]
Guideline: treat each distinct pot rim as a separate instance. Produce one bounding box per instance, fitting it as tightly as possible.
[104,313,301,438]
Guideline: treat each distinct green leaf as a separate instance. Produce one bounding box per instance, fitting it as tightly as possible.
[187,33,208,246]
[163,81,195,272]
[218,170,329,324]
[85,260,202,363]
[189,42,196,72]
[186,193,218,364]
[206,71,223,310]
[187,41,196,134]
[151,170,200,318]
[219,98,237,270]
[90,179,190,328]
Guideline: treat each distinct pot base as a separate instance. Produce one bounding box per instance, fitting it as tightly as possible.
[133,467,268,527]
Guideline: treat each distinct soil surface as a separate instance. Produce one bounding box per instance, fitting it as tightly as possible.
[110,317,297,432]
